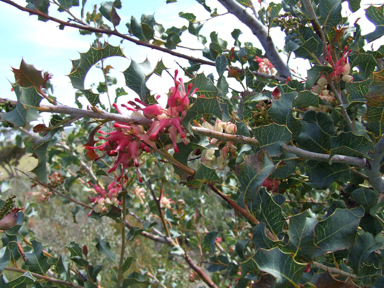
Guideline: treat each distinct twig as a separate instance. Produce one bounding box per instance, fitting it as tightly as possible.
[3,267,84,288]
[0,0,217,68]
[116,193,127,288]
[15,167,93,209]
[56,142,98,183]
[217,0,291,78]
[312,261,356,279]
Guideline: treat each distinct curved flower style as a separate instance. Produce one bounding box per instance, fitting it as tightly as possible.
[88,181,123,215]
[85,70,196,181]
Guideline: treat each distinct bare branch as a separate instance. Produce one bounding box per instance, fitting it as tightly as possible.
[217,0,291,78]
[365,137,384,195]
[284,145,367,167]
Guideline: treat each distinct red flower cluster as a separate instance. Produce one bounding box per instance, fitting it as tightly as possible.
[326,46,353,82]
[85,71,197,210]
[88,181,123,215]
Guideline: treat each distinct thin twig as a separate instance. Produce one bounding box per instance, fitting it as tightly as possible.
[15,167,93,209]
[312,261,356,279]
[116,193,127,288]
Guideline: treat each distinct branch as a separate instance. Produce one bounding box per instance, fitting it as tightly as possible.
[15,167,93,209]
[217,0,291,78]
[284,145,366,167]
[312,261,356,279]
[56,142,98,183]
[365,137,384,194]
[0,0,216,67]
[3,267,84,288]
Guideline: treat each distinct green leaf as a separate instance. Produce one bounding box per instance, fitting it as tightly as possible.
[153,60,167,77]
[207,255,229,272]
[24,240,50,274]
[350,53,378,79]
[364,5,384,42]
[232,28,242,46]
[122,272,150,287]
[215,55,227,77]
[306,161,351,189]
[310,271,358,287]
[252,124,292,157]
[196,0,211,12]
[57,0,79,11]
[313,208,362,259]
[26,0,50,21]
[235,239,249,258]
[95,238,116,263]
[182,97,222,134]
[292,37,320,60]
[79,89,100,106]
[349,232,383,274]
[179,12,196,22]
[257,189,285,237]
[306,65,334,90]
[0,246,11,273]
[287,211,318,260]
[352,188,378,212]
[217,75,229,98]
[346,78,372,102]
[186,73,219,98]
[123,59,152,103]
[121,257,134,275]
[293,91,327,109]
[69,43,125,90]
[319,0,342,28]
[296,122,331,154]
[268,92,302,139]
[203,231,219,253]
[252,222,277,249]
[0,86,42,127]
[330,132,374,158]
[254,247,306,288]
[31,128,62,183]
[6,272,36,287]
[127,16,148,42]
[187,164,221,188]
[100,1,121,26]
[66,241,83,258]
[346,0,361,12]
[233,150,276,204]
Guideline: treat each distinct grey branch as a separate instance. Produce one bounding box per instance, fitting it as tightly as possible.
[365,137,384,194]
[217,0,291,78]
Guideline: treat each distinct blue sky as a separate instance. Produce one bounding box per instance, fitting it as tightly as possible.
[0,0,382,110]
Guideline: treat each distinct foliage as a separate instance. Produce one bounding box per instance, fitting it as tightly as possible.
[1,0,384,287]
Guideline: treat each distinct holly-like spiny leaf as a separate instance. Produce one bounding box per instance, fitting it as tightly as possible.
[123,58,152,103]
[181,97,223,135]
[69,43,125,90]
[330,132,374,158]
[57,0,79,12]
[346,78,372,102]
[26,0,50,21]
[253,247,306,288]
[348,231,384,274]
[312,208,363,259]
[364,5,384,42]
[186,164,221,189]
[0,86,42,127]
[233,150,276,206]
[100,1,121,27]
[287,211,319,260]
[95,238,116,263]
[319,0,342,29]
[12,59,44,89]
[349,53,378,79]
[268,92,302,139]
[306,161,351,189]
[24,240,51,274]
[252,124,292,157]
[202,231,219,253]
[291,37,321,60]
[293,91,327,109]
[306,65,334,90]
